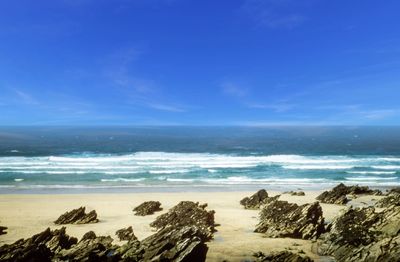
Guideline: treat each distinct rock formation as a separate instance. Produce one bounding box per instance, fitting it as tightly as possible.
[240,189,280,209]
[0,226,7,235]
[318,190,400,262]
[133,201,162,216]
[284,191,306,196]
[253,251,314,262]
[255,200,325,240]
[150,201,216,240]
[115,226,137,241]
[316,183,381,205]
[54,206,99,224]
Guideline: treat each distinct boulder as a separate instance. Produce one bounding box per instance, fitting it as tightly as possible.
[318,200,400,261]
[0,227,77,262]
[316,183,381,205]
[253,251,314,262]
[54,206,99,224]
[240,189,280,209]
[133,201,162,216]
[115,226,137,241]
[0,226,7,235]
[150,201,216,240]
[255,200,325,240]
[284,191,306,196]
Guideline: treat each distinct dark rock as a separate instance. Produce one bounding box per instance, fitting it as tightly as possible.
[240,189,281,209]
[255,200,325,240]
[318,203,400,261]
[81,231,97,241]
[115,226,137,241]
[316,183,382,205]
[0,226,7,235]
[54,206,99,224]
[253,251,313,262]
[0,227,77,262]
[150,201,215,240]
[376,190,400,208]
[133,201,162,216]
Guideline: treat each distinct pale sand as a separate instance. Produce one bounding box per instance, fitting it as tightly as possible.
[0,191,382,261]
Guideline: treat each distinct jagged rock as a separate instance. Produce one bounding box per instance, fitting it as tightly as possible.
[150,201,215,240]
[0,226,7,235]
[255,200,325,240]
[54,206,99,224]
[318,203,400,262]
[253,251,313,262]
[240,189,281,209]
[133,201,162,216]
[116,226,137,241]
[284,191,306,196]
[316,183,381,205]
[376,190,400,208]
[0,227,77,262]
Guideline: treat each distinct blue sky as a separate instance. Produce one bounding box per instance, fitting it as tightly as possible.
[0,0,400,125]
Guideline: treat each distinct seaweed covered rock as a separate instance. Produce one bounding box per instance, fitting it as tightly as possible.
[54,206,99,225]
[0,226,7,235]
[318,200,400,262]
[133,201,162,216]
[115,226,137,241]
[253,251,314,262]
[255,200,325,240]
[0,227,77,262]
[316,183,381,205]
[240,189,280,209]
[150,201,216,240]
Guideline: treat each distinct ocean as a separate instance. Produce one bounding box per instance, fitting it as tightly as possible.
[0,126,400,193]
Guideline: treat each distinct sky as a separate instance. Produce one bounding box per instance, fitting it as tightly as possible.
[0,0,400,126]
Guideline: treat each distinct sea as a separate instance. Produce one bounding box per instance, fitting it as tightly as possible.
[0,126,400,193]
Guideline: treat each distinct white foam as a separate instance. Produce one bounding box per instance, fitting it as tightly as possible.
[371,165,400,170]
[345,176,398,181]
[100,178,145,182]
[282,165,354,170]
[346,171,396,175]
[149,169,189,174]
[14,178,24,182]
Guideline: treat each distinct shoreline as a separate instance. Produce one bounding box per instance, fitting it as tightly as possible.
[0,189,385,261]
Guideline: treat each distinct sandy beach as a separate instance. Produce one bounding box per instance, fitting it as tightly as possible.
[0,190,383,261]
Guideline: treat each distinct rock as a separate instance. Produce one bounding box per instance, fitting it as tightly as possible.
[253,251,314,262]
[0,227,77,262]
[54,206,99,224]
[255,200,325,240]
[316,183,381,205]
[376,190,400,208]
[115,226,137,241]
[284,191,306,196]
[133,201,162,216]
[0,226,7,235]
[318,203,400,261]
[150,201,216,241]
[240,189,281,209]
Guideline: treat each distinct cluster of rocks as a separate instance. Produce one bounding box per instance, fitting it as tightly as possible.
[316,183,382,205]
[0,201,215,262]
[316,189,400,261]
[54,206,99,225]
[240,189,281,209]
[133,201,162,216]
[253,251,313,262]
[255,200,325,240]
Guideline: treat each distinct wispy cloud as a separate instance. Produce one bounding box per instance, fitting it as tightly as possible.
[221,82,248,98]
[146,103,186,112]
[13,89,40,105]
[241,0,307,29]
[247,102,295,112]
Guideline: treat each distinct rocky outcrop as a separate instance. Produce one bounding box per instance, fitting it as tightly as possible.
[318,192,400,262]
[316,183,382,205]
[54,206,99,224]
[253,251,313,262]
[0,226,7,235]
[376,190,400,208]
[133,201,162,216]
[0,227,78,262]
[150,201,216,240]
[255,200,325,240]
[115,226,137,241]
[240,189,280,209]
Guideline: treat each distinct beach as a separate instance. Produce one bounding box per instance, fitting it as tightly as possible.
[0,190,383,261]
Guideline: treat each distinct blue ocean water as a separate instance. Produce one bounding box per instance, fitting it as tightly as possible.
[0,126,400,192]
